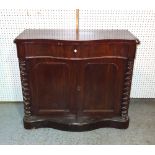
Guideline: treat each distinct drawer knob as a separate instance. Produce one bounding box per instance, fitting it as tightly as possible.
[74,49,78,53]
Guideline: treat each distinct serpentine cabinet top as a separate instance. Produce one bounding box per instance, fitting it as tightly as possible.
[14,29,140,44]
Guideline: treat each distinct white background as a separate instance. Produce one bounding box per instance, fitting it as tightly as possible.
[0,0,155,153]
[0,9,155,101]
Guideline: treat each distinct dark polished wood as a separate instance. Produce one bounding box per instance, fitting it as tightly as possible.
[14,29,139,131]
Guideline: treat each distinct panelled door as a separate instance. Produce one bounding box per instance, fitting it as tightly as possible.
[27,57,77,116]
[77,58,127,118]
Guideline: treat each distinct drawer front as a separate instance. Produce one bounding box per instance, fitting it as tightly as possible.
[24,42,132,58]
[24,42,94,58]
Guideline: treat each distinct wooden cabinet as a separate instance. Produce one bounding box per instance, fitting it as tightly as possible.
[14,29,139,131]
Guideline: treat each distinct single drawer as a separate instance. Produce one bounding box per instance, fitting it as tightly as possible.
[24,42,131,58]
[24,42,95,58]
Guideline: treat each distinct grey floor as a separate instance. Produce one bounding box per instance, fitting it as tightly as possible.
[0,99,155,145]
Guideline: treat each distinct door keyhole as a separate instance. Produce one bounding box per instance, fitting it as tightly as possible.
[77,86,81,91]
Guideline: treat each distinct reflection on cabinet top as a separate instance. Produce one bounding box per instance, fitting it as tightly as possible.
[14,29,140,44]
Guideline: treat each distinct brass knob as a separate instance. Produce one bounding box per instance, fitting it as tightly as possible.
[74,49,78,53]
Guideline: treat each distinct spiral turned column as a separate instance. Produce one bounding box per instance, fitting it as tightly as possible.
[121,60,134,120]
[19,59,31,117]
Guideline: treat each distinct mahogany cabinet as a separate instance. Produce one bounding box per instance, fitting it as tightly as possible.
[14,29,139,131]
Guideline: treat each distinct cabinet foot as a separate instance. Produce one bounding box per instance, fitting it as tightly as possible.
[23,116,129,131]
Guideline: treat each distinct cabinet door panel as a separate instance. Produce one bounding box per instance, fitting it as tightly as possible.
[27,58,74,116]
[79,58,127,117]
[83,63,116,111]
